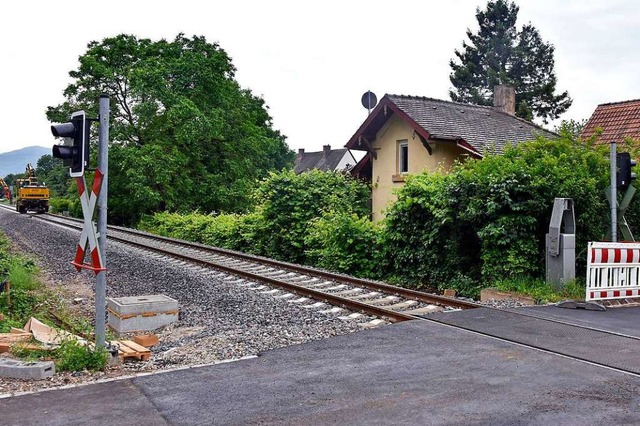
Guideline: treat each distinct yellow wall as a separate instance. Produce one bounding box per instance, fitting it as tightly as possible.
[371,114,469,221]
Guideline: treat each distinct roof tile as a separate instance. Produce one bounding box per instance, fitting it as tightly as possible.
[581,99,640,143]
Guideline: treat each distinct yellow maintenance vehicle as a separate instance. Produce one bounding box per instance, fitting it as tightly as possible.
[15,164,49,214]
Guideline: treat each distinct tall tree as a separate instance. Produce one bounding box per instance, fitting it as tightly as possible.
[449,0,571,123]
[47,34,294,225]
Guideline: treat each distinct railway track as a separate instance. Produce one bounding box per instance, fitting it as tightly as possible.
[3,206,479,324]
[5,204,640,377]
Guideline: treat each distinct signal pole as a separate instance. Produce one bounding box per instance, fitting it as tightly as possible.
[611,142,617,242]
[96,94,110,347]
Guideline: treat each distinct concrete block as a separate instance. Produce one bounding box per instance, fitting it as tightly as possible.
[0,358,55,380]
[107,295,179,333]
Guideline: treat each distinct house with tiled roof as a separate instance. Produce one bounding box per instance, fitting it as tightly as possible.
[294,145,358,174]
[346,85,556,221]
[581,99,640,143]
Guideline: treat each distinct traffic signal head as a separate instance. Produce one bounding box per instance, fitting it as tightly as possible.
[616,152,638,190]
[51,111,90,177]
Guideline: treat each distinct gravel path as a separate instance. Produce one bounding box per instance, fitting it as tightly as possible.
[0,210,361,394]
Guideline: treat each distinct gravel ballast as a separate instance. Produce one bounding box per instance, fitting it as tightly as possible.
[0,210,361,394]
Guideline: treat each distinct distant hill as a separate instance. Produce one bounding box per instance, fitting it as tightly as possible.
[0,146,50,177]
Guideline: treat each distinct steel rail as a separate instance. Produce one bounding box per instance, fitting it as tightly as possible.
[31,210,480,310]
[107,223,480,310]
[24,211,416,322]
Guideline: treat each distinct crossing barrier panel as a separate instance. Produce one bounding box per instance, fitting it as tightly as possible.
[586,242,640,301]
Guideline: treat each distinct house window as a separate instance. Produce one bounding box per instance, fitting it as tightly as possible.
[398,140,409,174]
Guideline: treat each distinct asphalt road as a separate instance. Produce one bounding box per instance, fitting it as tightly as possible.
[2,309,640,425]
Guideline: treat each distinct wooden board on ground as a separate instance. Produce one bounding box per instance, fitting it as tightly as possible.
[112,340,152,362]
[0,332,32,343]
[0,341,49,354]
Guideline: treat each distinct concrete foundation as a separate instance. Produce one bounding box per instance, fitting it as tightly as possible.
[107,295,179,334]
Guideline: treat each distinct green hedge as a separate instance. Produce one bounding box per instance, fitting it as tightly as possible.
[385,136,614,296]
[138,137,638,299]
[139,170,372,265]
[305,212,386,279]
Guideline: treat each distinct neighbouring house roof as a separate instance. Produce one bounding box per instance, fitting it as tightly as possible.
[345,94,556,156]
[581,99,640,143]
[294,147,356,174]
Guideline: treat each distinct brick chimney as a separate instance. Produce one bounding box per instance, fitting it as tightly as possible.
[297,148,305,159]
[493,85,516,115]
[323,145,331,157]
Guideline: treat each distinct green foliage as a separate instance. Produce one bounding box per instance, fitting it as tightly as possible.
[0,317,23,333]
[0,232,106,371]
[49,198,80,216]
[36,155,70,198]
[305,212,386,279]
[385,136,611,297]
[253,170,371,264]
[11,338,108,372]
[139,210,262,253]
[554,119,588,140]
[493,277,585,304]
[139,170,372,266]
[55,339,108,372]
[0,252,47,324]
[449,0,571,123]
[0,232,58,338]
[47,33,294,226]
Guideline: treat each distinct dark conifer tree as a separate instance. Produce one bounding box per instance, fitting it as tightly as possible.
[449,0,572,123]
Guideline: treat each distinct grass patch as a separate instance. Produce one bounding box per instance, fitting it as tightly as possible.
[492,276,585,304]
[0,231,107,372]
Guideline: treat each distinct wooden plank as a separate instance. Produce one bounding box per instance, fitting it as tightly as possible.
[0,333,32,343]
[117,344,136,354]
[120,340,151,353]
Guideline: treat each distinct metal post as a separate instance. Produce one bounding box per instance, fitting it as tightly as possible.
[611,142,617,242]
[96,94,110,347]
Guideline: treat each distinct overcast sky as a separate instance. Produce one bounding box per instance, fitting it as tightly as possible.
[1,0,639,155]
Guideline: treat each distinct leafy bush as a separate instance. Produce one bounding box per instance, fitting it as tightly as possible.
[385,136,613,297]
[49,198,79,215]
[139,170,371,265]
[305,212,386,279]
[139,211,260,252]
[253,170,370,263]
[55,339,108,372]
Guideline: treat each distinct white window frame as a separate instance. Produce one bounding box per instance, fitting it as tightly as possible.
[398,140,409,174]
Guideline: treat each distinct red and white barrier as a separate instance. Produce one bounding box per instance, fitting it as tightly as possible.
[586,242,640,301]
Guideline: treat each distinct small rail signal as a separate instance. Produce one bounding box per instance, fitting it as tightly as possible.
[51,111,90,177]
[616,152,637,190]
